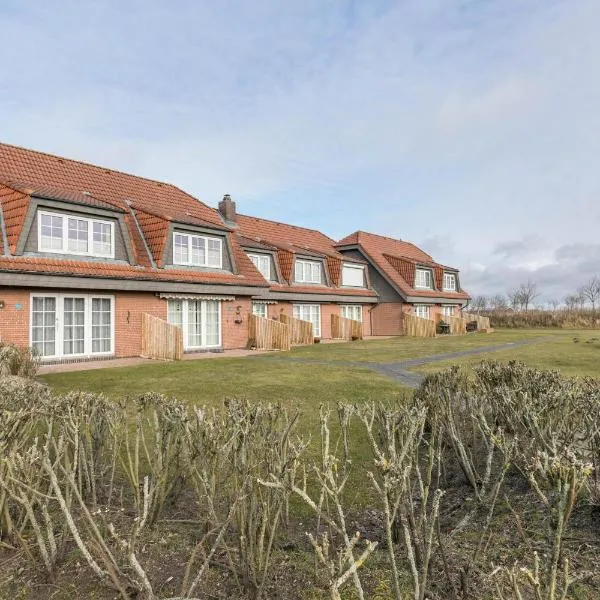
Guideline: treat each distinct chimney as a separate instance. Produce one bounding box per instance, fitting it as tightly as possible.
[218,194,236,223]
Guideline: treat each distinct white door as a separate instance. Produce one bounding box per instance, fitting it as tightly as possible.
[31,296,57,358]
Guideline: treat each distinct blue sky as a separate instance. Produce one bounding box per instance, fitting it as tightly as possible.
[1,0,599,302]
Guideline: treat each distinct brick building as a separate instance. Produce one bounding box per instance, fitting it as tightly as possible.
[0,142,469,362]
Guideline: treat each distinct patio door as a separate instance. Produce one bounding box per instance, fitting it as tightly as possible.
[30,294,114,359]
[31,296,57,358]
[62,296,86,356]
[167,299,221,350]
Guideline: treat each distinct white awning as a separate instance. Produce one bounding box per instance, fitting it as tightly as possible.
[158,293,235,301]
[251,299,278,305]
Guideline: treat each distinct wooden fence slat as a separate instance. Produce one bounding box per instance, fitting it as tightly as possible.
[462,312,491,330]
[141,313,183,360]
[248,314,291,351]
[331,314,363,340]
[279,315,314,345]
[403,312,436,338]
[438,314,467,335]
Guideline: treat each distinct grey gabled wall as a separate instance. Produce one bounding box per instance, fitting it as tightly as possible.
[339,249,401,302]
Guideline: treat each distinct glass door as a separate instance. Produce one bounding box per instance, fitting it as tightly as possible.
[63,297,86,355]
[31,296,57,357]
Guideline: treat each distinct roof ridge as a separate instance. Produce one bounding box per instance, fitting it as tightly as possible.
[0,141,177,189]
[236,212,336,242]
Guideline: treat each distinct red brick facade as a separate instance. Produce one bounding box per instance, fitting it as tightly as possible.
[0,287,254,358]
[370,302,405,336]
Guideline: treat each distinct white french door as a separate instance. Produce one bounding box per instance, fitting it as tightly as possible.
[341,305,362,322]
[293,304,321,337]
[167,299,221,350]
[30,294,115,359]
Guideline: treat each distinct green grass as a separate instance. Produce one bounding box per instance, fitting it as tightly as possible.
[42,359,406,507]
[274,328,556,363]
[413,330,600,377]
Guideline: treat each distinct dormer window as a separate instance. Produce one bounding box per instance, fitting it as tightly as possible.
[443,272,457,291]
[38,210,114,258]
[247,253,271,279]
[173,232,222,268]
[295,259,322,284]
[415,268,433,289]
[341,264,365,287]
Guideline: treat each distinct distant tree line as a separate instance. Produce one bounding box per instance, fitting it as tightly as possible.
[469,276,600,315]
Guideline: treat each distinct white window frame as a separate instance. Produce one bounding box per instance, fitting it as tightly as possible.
[415,268,433,289]
[166,299,222,350]
[294,259,322,284]
[293,304,321,337]
[248,253,271,280]
[443,272,457,291]
[341,305,362,322]
[341,264,365,287]
[172,231,223,268]
[414,304,431,319]
[38,210,115,258]
[29,293,115,360]
[441,305,455,317]
[252,302,268,319]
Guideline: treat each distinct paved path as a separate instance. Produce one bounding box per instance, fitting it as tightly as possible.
[266,338,542,388]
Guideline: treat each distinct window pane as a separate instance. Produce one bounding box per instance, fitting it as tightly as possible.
[295,261,304,281]
[205,301,220,346]
[91,298,112,353]
[207,239,221,268]
[167,300,183,328]
[32,296,56,356]
[311,262,321,283]
[68,218,89,253]
[190,236,206,265]
[187,301,203,347]
[40,214,63,250]
[93,222,112,255]
[252,303,267,318]
[173,234,189,264]
[63,297,85,355]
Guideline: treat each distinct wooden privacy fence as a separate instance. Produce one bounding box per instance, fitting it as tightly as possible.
[462,312,491,330]
[141,313,183,360]
[404,312,436,338]
[279,315,314,345]
[331,314,363,340]
[248,314,291,351]
[439,314,467,335]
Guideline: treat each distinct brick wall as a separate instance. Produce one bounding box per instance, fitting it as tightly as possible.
[0,287,254,358]
[0,287,31,346]
[370,302,405,336]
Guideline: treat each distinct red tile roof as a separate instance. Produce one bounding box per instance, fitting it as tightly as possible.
[0,254,267,287]
[0,143,267,288]
[236,214,345,259]
[336,230,469,300]
[234,214,375,297]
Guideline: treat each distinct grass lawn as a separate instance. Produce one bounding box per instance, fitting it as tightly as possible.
[412,329,600,377]
[274,328,556,363]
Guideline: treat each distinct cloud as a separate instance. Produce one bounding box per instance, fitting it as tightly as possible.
[0,0,598,299]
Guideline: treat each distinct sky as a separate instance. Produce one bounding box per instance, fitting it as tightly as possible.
[1,0,599,303]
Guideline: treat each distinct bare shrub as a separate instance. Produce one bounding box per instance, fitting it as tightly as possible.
[0,342,40,378]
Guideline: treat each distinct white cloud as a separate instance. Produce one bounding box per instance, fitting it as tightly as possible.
[0,0,598,298]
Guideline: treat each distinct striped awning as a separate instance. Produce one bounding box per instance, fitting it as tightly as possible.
[158,293,235,301]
